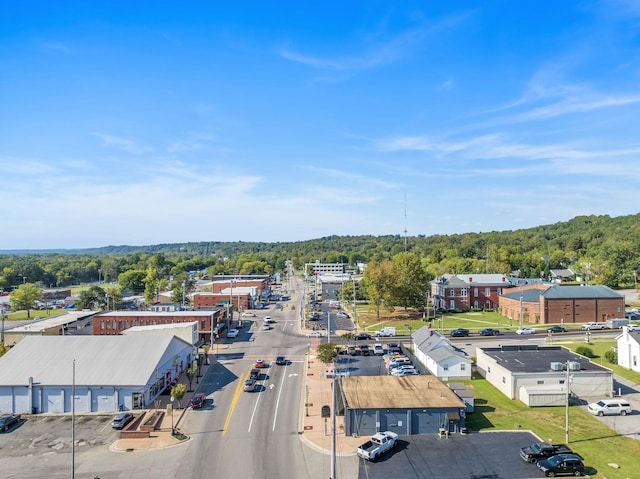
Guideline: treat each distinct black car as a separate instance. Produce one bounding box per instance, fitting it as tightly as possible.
[276,356,287,365]
[478,328,500,336]
[111,412,134,430]
[450,328,469,337]
[0,414,21,432]
[536,453,586,477]
[359,345,370,356]
[547,325,567,333]
[354,333,372,340]
[250,368,261,380]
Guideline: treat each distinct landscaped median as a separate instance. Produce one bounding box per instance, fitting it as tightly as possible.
[462,375,640,479]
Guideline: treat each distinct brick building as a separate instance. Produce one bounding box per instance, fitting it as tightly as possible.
[431,274,514,311]
[499,284,625,325]
[209,277,270,294]
[93,309,228,344]
[192,290,253,311]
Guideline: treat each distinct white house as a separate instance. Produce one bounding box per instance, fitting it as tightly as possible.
[412,327,471,380]
[0,335,195,414]
[616,327,640,372]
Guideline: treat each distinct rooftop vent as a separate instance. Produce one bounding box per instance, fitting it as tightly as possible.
[568,361,581,371]
[550,362,564,371]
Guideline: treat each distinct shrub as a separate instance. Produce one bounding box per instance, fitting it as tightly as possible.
[604,350,618,364]
[575,346,595,358]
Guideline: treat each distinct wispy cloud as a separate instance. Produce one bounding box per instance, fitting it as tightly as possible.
[278,12,472,73]
[40,41,71,54]
[91,132,153,154]
[305,165,399,189]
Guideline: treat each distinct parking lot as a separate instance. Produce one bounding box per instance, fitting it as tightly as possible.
[0,414,118,458]
[358,430,554,479]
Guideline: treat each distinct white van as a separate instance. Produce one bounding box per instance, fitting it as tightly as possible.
[587,399,632,416]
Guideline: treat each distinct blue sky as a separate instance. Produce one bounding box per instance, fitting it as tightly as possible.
[2,1,640,249]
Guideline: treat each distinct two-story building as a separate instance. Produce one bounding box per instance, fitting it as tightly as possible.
[431,274,514,311]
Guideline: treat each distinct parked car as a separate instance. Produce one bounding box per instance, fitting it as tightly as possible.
[276,355,287,365]
[519,441,574,463]
[0,414,21,432]
[111,412,134,430]
[306,331,322,338]
[373,343,385,355]
[244,379,259,392]
[347,345,357,356]
[354,333,372,340]
[189,392,206,409]
[359,345,370,356]
[581,322,606,330]
[516,327,536,335]
[356,431,399,461]
[264,316,274,323]
[536,453,586,477]
[478,328,500,336]
[336,312,350,318]
[587,398,632,416]
[391,368,418,376]
[262,324,271,331]
[629,324,640,332]
[255,359,266,368]
[625,311,640,321]
[450,328,469,337]
[241,312,256,317]
[547,326,567,333]
[227,328,239,338]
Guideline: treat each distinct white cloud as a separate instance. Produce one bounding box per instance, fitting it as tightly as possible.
[40,41,71,54]
[91,132,153,154]
[305,165,399,189]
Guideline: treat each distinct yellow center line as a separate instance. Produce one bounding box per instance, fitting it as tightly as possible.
[222,368,250,436]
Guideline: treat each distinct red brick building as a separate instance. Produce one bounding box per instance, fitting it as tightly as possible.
[192,292,251,311]
[431,274,514,311]
[499,284,625,325]
[93,309,228,344]
[210,278,270,294]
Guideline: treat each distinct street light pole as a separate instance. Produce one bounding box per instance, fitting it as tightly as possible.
[565,361,570,443]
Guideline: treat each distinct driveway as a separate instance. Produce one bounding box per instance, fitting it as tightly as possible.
[583,376,640,440]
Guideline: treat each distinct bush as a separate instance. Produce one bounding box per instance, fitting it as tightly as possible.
[604,350,618,364]
[575,346,595,358]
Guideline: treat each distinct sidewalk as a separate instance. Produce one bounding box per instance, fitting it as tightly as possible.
[111,352,216,452]
[299,333,361,456]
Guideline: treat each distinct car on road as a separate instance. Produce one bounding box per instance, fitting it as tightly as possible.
[547,326,567,333]
[478,328,500,336]
[306,331,322,338]
[111,412,134,430]
[629,324,640,332]
[189,392,207,409]
[450,328,469,337]
[241,312,256,317]
[255,359,266,368]
[354,333,372,340]
[261,324,271,331]
[536,453,586,477]
[516,327,536,335]
[244,379,259,392]
[250,368,261,380]
[581,322,606,330]
[625,311,640,320]
[0,414,21,432]
[336,311,350,318]
[587,398,632,416]
[276,355,287,365]
[264,316,274,323]
[227,328,239,338]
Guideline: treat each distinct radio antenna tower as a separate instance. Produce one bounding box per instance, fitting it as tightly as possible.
[403,192,408,252]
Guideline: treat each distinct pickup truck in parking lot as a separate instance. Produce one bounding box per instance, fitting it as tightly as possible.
[357,431,399,461]
[519,441,574,463]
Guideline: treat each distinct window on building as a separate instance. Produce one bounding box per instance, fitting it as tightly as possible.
[474,288,478,297]
[537,380,544,385]
[461,288,467,297]
[502,377,506,383]
[449,300,455,310]
[124,320,129,329]
[473,301,479,308]
[112,320,116,329]
[634,356,637,367]
[100,320,105,330]
[449,288,455,296]
[497,288,502,295]
[485,288,490,296]
[460,364,466,370]
[443,364,449,371]
[487,367,491,373]
[118,320,123,329]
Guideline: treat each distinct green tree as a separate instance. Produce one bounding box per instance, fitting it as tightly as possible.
[9,283,42,318]
[170,383,187,408]
[341,332,355,345]
[316,343,340,364]
[104,285,123,310]
[118,270,146,294]
[390,252,430,310]
[77,285,107,310]
[186,365,198,392]
[363,260,395,318]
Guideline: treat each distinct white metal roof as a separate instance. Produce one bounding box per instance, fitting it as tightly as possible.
[97,310,215,317]
[123,321,197,332]
[7,311,96,333]
[0,335,191,387]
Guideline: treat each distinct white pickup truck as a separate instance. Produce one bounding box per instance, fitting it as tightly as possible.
[356,431,399,461]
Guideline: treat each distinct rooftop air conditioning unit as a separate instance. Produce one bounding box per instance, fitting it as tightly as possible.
[568,361,581,371]
[550,362,564,371]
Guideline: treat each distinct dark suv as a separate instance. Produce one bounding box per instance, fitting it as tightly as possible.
[536,454,586,477]
[450,328,469,337]
[0,414,21,432]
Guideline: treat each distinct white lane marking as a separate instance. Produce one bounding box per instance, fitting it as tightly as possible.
[247,377,265,433]
[272,364,288,431]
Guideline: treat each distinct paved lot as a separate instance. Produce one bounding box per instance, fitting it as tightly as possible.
[0,414,118,458]
[357,431,545,479]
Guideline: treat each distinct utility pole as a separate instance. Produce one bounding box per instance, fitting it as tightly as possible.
[565,361,570,443]
[330,360,337,479]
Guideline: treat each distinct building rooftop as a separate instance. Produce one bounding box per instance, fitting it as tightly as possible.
[479,345,612,374]
[341,375,464,409]
[7,310,96,333]
[97,310,218,317]
[123,321,197,332]
[542,285,623,300]
[0,335,190,386]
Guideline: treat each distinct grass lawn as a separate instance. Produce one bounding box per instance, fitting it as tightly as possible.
[5,309,68,321]
[464,376,640,478]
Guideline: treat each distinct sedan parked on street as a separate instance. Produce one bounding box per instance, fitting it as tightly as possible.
[450,328,469,337]
[516,327,536,335]
[306,331,322,338]
[547,325,567,333]
[478,328,500,336]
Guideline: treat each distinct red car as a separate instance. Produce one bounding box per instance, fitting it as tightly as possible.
[189,393,206,409]
[255,359,265,368]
